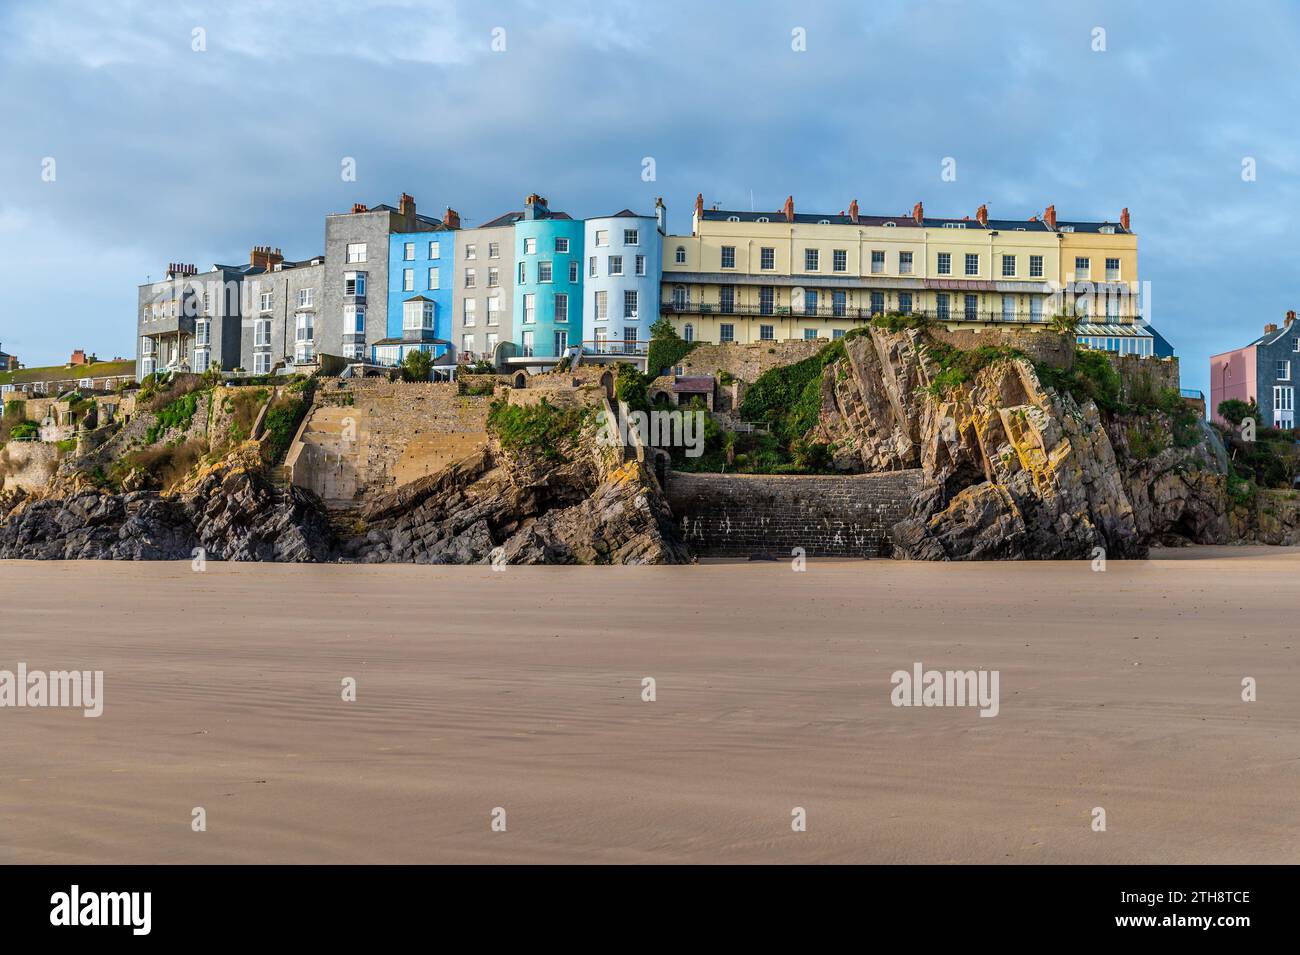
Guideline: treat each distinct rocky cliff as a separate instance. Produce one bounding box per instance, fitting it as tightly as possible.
[811,326,1266,560]
[339,409,688,565]
[0,392,687,566]
[0,445,332,561]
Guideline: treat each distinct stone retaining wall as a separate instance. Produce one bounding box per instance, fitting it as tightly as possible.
[665,469,925,558]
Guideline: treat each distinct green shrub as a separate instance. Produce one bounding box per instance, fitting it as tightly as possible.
[487,399,592,462]
[1034,350,1121,413]
[401,348,433,382]
[870,312,933,333]
[9,420,39,440]
[614,363,649,415]
[145,390,201,443]
[736,339,846,466]
[925,342,1027,398]
[647,317,698,376]
[262,397,306,464]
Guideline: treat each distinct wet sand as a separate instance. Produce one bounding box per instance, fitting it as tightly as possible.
[1,548,1297,864]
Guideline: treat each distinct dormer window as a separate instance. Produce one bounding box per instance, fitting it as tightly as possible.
[883,221,897,228]
[818,219,830,224]
[756,216,769,223]
[942,222,966,229]
[1059,225,1076,233]
[1100,226,1115,234]
[726,216,740,222]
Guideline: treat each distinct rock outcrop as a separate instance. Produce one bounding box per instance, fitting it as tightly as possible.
[341,414,688,565]
[0,448,332,561]
[816,328,1150,560]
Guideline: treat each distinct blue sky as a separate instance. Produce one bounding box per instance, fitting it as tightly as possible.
[3,0,1299,398]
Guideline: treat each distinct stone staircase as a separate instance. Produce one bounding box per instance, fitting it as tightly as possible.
[283,405,366,507]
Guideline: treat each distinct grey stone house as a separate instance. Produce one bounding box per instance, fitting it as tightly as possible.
[322,194,440,362]
[137,259,263,378]
[240,253,325,374]
[451,213,517,364]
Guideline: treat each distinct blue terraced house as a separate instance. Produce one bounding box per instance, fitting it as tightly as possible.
[513,194,583,359]
[376,219,458,366]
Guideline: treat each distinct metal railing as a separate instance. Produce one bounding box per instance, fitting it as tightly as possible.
[661,302,1140,325]
[583,340,649,356]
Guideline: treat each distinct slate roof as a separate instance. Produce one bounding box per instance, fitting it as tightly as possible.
[699,208,1130,234]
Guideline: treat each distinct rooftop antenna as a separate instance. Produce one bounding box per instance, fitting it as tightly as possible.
[749,189,754,212]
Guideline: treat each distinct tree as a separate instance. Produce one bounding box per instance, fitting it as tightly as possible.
[1217,398,1261,429]
[402,348,433,382]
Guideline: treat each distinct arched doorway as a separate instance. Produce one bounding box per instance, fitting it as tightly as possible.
[600,370,615,402]
[513,371,528,389]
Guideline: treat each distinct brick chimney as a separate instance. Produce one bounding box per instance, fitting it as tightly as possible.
[694,193,704,220]
[848,199,859,223]
[1120,207,1130,231]
[351,203,368,214]
[70,349,86,366]
[443,207,461,229]
[1265,323,1279,334]
[250,245,284,270]
[1286,310,1297,326]
[975,203,988,227]
[1044,204,1057,230]
[912,201,924,225]
[782,195,795,222]
[399,193,416,216]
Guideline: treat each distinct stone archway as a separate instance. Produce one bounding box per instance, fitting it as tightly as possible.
[600,370,615,402]
[513,371,528,389]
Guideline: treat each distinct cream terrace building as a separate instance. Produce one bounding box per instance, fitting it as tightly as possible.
[660,196,1141,346]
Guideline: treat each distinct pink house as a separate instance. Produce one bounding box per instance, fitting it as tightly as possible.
[1209,344,1257,426]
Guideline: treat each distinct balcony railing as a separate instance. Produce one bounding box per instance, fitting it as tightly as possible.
[661,302,1138,325]
[584,340,648,356]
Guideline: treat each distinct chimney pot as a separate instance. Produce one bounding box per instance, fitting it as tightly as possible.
[1265,323,1279,333]
[351,203,368,214]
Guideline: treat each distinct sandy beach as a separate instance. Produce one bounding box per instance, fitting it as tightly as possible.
[1,548,1297,864]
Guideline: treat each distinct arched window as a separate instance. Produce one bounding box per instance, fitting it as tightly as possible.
[756,216,769,223]
[675,246,686,264]
[683,323,694,342]
[726,216,740,222]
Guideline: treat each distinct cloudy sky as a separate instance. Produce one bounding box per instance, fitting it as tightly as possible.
[2,0,1298,397]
